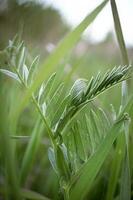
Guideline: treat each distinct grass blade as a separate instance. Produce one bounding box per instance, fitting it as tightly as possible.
[119,153,131,200]
[106,134,125,200]
[110,0,129,66]
[0,86,21,199]
[110,0,131,102]
[20,118,44,185]
[110,3,131,199]
[119,119,131,200]
[21,189,50,200]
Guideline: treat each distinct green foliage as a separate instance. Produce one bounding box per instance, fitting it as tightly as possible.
[0,0,133,200]
[0,34,132,199]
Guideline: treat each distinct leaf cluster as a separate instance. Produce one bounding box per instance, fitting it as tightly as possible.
[0,36,132,200]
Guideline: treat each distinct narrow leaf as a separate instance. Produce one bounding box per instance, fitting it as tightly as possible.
[106,134,125,200]
[0,69,20,82]
[119,118,131,200]
[110,0,129,65]
[72,122,87,161]
[48,147,58,174]
[21,189,50,200]
[39,72,56,105]
[17,43,26,71]
[28,55,40,85]
[22,64,29,83]
[20,119,43,184]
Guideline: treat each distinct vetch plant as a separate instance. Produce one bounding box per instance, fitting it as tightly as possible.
[0,0,133,200]
[0,36,132,200]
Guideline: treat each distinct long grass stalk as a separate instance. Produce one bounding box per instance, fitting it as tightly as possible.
[106,1,131,199]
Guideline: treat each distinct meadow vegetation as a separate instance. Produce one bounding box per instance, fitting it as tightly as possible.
[0,0,133,199]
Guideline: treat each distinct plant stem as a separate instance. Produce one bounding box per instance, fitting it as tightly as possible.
[14,68,56,148]
[31,95,56,147]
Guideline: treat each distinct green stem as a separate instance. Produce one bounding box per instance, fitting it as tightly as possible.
[14,68,56,147]
[31,96,56,147]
